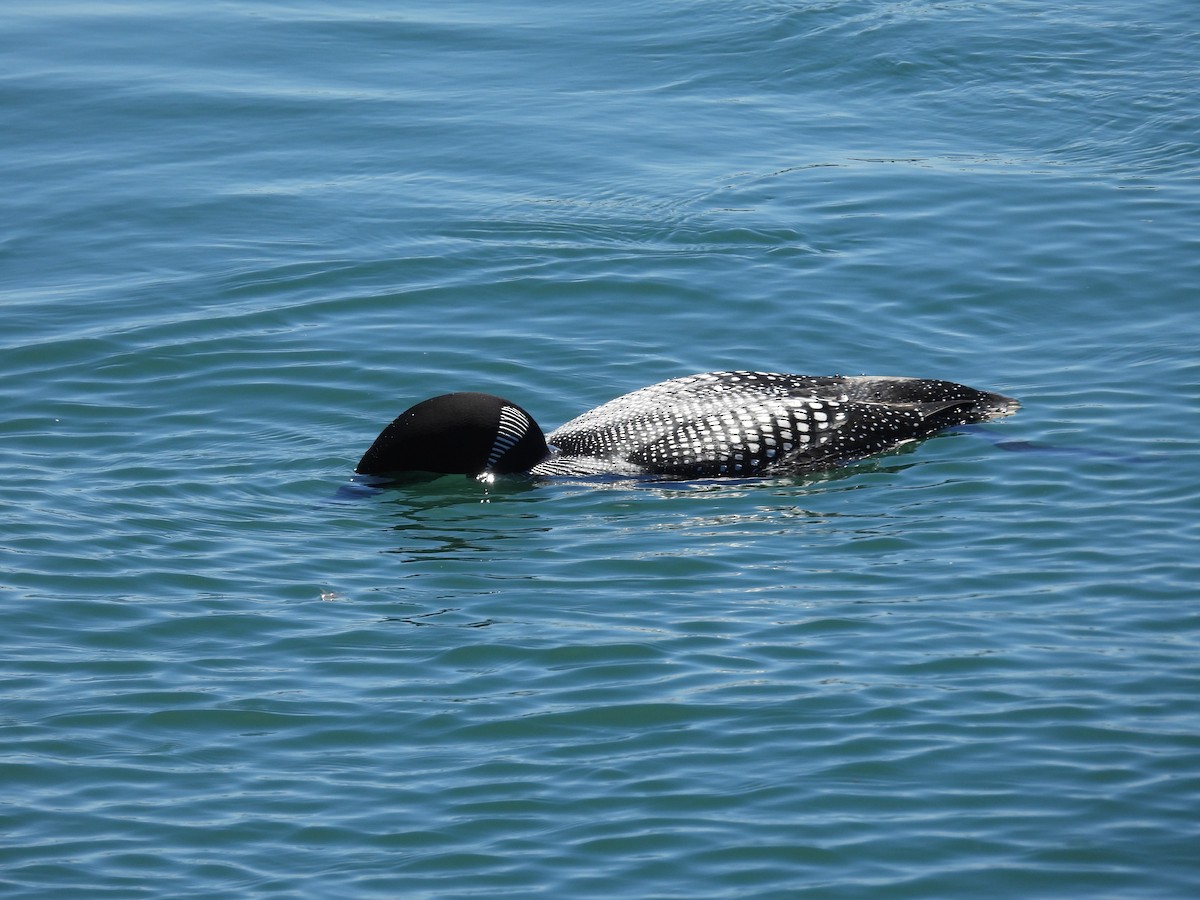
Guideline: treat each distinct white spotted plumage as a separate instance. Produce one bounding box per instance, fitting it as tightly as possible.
[531,371,1018,478]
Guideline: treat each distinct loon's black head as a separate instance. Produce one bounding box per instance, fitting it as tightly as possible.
[355,392,550,478]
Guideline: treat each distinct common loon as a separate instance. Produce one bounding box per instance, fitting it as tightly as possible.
[355,371,1019,481]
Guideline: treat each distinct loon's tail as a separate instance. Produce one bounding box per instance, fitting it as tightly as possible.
[838,376,1019,425]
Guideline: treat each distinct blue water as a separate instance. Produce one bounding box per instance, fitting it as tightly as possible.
[3,1,1199,896]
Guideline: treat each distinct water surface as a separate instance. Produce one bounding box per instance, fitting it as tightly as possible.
[3,1,1199,897]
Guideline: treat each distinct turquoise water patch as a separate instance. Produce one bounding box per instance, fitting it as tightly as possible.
[3,1,1198,897]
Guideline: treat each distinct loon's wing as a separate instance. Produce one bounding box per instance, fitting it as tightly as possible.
[625,396,940,477]
[547,372,844,446]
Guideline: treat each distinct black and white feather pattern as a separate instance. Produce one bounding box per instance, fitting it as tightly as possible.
[532,371,1018,478]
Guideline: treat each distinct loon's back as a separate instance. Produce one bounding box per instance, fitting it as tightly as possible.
[534,371,1019,478]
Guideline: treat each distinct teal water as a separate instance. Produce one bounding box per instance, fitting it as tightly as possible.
[3,1,1199,896]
